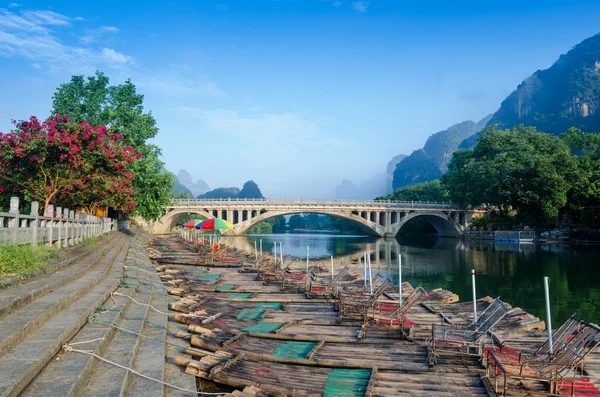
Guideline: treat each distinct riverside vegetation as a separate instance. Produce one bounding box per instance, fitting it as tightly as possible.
[381,126,600,233]
[0,71,174,275]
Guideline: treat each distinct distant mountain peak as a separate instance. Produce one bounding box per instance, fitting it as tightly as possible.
[177,169,193,187]
[174,169,211,197]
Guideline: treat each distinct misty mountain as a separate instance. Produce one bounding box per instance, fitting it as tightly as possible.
[177,169,193,187]
[335,179,359,199]
[170,172,193,198]
[392,115,490,191]
[334,174,387,199]
[176,169,211,197]
[386,154,406,193]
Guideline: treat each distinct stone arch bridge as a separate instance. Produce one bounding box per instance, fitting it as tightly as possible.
[152,199,477,238]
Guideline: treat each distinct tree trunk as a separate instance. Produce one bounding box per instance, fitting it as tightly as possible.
[43,197,51,216]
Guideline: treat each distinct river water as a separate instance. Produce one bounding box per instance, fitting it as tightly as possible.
[219,233,600,325]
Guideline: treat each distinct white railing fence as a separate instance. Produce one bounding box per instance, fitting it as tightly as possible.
[494,230,536,241]
[0,197,116,248]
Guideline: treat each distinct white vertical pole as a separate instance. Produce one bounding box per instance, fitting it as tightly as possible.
[306,246,309,272]
[363,252,367,287]
[260,239,262,256]
[274,242,277,265]
[544,276,553,354]
[331,256,334,279]
[280,242,283,265]
[368,252,373,295]
[254,241,257,259]
[472,269,477,322]
[398,253,402,306]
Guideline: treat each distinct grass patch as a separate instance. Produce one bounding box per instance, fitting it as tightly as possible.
[0,245,58,279]
[82,235,101,246]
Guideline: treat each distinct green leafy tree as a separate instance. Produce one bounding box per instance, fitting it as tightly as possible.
[246,222,273,234]
[51,71,173,220]
[442,126,578,224]
[288,214,304,229]
[378,180,448,202]
[561,127,600,226]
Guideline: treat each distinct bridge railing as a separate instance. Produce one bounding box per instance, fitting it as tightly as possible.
[169,198,459,209]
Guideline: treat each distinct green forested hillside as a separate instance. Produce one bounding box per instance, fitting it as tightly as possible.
[197,187,240,199]
[392,115,490,190]
[197,180,264,199]
[488,33,600,134]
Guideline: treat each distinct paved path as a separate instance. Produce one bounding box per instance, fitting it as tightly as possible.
[0,230,192,397]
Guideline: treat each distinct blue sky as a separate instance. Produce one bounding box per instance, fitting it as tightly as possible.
[1,0,599,198]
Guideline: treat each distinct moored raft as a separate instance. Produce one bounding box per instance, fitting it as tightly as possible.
[148,237,600,396]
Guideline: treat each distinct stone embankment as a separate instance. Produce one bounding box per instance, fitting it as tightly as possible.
[0,229,192,397]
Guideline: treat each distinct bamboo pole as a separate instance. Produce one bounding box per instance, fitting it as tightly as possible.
[364,252,367,287]
[544,276,553,354]
[306,246,309,272]
[398,253,402,307]
[331,256,334,280]
[368,252,373,295]
[471,269,477,322]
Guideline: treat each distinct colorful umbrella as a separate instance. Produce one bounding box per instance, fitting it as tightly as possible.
[195,218,234,230]
[182,219,203,229]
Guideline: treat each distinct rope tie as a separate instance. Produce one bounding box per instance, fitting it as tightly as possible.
[111,292,169,315]
[61,342,226,396]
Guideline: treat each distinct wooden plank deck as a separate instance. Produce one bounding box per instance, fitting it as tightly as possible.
[150,237,600,397]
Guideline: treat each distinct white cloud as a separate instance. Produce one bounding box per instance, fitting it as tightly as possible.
[323,0,342,7]
[100,26,119,33]
[21,10,71,26]
[102,47,132,64]
[0,8,133,74]
[79,26,120,43]
[352,1,369,12]
[8,3,22,8]
[139,65,225,97]
[176,107,353,165]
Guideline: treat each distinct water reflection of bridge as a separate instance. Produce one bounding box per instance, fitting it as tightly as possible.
[220,236,467,277]
[220,235,544,279]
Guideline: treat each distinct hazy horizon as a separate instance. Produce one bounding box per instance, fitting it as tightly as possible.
[1,0,600,198]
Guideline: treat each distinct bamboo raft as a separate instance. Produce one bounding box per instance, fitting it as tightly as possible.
[147,237,600,397]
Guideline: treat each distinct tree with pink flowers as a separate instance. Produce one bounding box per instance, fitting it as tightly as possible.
[0,114,139,214]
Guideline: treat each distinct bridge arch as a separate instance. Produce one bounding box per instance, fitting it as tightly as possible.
[151,209,213,234]
[393,212,462,237]
[227,209,384,237]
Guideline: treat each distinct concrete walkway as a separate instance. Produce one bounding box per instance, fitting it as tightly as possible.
[0,230,194,397]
